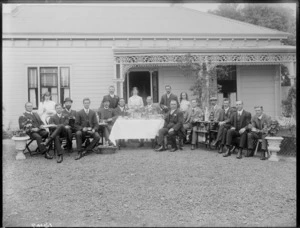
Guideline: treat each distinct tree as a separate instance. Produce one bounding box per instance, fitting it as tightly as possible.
[209,3,296,46]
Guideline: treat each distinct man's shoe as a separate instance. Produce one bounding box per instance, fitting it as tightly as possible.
[236,149,243,159]
[75,151,86,160]
[191,144,195,150]
[169,147,178,152]
[57,155,63,163]
[223,147,231,157]
[155,146,165,152]
[218,145,223,154]
[44,151,53,159]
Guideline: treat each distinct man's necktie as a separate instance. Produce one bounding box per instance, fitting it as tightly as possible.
[258,118,262,129]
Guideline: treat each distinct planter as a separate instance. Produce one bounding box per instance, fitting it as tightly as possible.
[11,135,30,160]
[266,136,284,162]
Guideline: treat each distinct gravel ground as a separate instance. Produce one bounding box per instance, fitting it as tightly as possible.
[3,139,296,227]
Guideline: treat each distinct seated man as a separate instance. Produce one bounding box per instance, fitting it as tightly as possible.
[155,100,184,152]
[247,106,271,160]
[18,102,52,159]
[62,97,77,151]
[209,97,223,122]
[114,98,129,117]
[43,103,71,163]
[184,99,204,150]
[223,100,251,159]
[144,96,161,115]
[97,98,116,145]
[75,98,100,160]
[211,98,236,153]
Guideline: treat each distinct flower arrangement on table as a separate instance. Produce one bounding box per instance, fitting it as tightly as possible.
[275,116,296,137]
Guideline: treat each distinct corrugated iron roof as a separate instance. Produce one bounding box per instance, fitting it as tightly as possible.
[3,4,291,38]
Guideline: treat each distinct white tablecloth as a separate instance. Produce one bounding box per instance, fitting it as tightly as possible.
[109,118,165,145]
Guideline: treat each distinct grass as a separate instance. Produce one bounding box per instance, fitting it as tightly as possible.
[3,139,296,227]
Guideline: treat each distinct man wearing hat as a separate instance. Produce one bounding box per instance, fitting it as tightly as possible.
[97,98,117,145]
[62,97,77,150]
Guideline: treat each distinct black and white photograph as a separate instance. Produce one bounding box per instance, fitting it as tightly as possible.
[2,1,297,227]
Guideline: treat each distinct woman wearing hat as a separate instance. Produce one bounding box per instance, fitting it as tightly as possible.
[38,91,56,124]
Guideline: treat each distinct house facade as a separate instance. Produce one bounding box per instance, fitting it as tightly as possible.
[3,5,296,129]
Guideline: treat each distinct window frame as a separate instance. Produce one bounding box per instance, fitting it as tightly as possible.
[26,65,71,109]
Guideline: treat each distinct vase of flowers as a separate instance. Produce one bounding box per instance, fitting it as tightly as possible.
[11,118,33,160]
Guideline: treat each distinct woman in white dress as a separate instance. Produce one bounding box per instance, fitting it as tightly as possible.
[128,87,145,147]
[179,92,191,113]
[128,87,144,111]
[38,91,56,124]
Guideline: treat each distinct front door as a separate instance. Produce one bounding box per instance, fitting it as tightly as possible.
[124,71,159,104]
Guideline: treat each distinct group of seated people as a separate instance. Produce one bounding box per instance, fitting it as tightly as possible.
[18,84,272,163]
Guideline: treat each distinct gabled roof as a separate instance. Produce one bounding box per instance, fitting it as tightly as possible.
[3,4,291,38]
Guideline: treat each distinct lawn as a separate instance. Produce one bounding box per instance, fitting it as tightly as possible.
[3,139,296,227]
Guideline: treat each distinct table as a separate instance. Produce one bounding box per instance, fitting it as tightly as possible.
[195,120,219,149]
[109,117,165,145]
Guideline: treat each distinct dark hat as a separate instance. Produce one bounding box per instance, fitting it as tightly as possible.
[64,97,73,103]
[209,97,217,101]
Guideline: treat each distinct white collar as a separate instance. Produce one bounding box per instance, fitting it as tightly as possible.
[109,94,115,98]
[119,106,125,110]
[238,109,244,114]
[84,108,89,113]
[258,114,263,120]
[65,108,71,113]
[57,113,62,117]
[167,93,171,97]
[104,107,109,110]
[170,109,176,114]
[26,111,33,115]
[224,107,229,111]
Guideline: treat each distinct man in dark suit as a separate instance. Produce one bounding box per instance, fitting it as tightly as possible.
[75,98,100,160]
[98,98,116,145]
[212,98,236,153]
[62,97,77,151]
[43,103,70,163]
[159,85,179,113]
[155,100,184,152]
[114,98,129,117]
[18,102,52,159]
[223,100,251,159]
[247,106,272,160]
[101,85,119,109]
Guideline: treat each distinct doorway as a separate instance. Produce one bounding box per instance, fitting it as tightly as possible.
[124,71,159,104]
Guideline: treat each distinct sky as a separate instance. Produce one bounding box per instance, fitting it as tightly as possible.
[2,3,297,15]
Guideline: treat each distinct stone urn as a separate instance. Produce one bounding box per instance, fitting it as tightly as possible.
[265,136,283,162]
[11,135,30,160]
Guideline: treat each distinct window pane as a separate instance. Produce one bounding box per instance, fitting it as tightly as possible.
[41,74,58,86]
[60,67,70,87]
[51,88,58,103]
[28,68,38,88]
[29,89,37,108]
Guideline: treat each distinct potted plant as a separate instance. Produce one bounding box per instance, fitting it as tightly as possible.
[11,118,33,160]
[265,120,284,162]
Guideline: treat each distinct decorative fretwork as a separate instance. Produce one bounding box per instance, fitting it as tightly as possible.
[115,53,295,65]
[116,53,296,78]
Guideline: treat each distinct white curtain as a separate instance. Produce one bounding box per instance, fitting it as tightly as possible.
[28,68,37,88]
[60,67,70,87]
